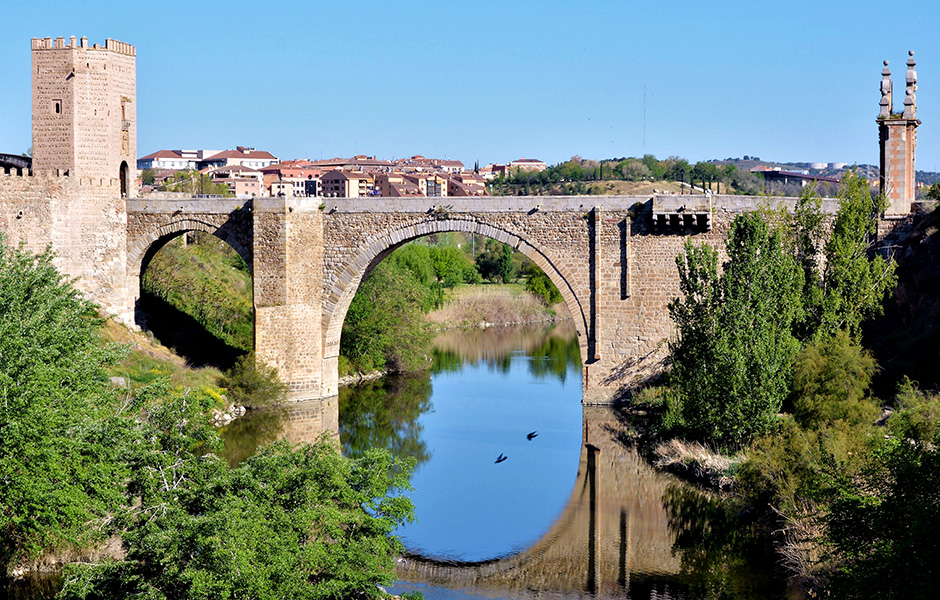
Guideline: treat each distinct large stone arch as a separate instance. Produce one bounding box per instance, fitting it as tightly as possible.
[126,217,253,317]
[320,217,589,394]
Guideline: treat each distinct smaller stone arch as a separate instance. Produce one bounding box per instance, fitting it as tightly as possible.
[319,217,588,396]
[126,217,253,319]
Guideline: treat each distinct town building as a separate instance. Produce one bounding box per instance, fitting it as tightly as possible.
[374,172,423,197]
[199,146,278,170]
[447,172,488,196]
[320,169,375,197]
[138,146,277,171]
[508,158,548,172]
[403,172,448,197]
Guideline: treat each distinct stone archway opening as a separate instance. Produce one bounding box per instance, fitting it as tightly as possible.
[134,228,253,370]
[319,219,588,399]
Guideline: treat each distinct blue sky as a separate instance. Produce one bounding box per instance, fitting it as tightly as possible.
[1,0,938,170]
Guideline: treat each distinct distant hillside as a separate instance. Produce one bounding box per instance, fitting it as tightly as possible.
[709,157,939,188]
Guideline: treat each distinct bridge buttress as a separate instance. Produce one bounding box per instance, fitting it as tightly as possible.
[252,198,325,400]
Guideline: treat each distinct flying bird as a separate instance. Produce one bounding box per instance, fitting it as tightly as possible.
[495,453,507,463]
[527,431,538,440]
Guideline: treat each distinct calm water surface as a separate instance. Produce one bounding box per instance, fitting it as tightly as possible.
[223,322,790,600]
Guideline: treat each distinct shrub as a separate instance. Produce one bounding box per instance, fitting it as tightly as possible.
[219,352,287,408]
[791,331,879,429]
[889,377,940,442]
[525,270,563,305]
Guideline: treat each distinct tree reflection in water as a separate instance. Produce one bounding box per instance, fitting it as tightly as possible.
[527,331,582,383]
[339,373,432,468]
[663,484,786,599]
[431,321,581,380]
[218,406,288,467]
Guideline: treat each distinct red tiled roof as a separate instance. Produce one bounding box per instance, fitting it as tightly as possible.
[208,149,277,160]
[140,150,184,160]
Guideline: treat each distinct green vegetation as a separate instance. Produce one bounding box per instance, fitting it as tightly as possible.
[341,234,563,374]
[0,237,126,569]
[633,171,940,595]
[657,172,895,449]
[489,154,765,196]
[0,238,416,598]
[59,401,415,600]
[342,259,435,373]
[667,213,802,447]
[158,169,233,196]
[142,231,253,353]
[219,352,288,408]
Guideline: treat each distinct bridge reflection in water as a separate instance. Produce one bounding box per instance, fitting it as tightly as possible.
[223,401,683,597]
[394,405,682,599]
[222,397,784,598]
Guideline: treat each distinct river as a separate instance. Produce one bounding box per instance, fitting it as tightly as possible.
[224,321,791,599]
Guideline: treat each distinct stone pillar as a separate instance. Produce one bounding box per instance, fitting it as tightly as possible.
[879,51,920,217]
[253,198,324,400]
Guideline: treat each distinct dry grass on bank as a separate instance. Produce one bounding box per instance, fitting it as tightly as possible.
[427,284,567,328]
[651,438,744,490]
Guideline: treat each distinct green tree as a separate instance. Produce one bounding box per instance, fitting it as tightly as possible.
[888,378,940,442]
[668,214,803,448]
[341,260,433,373]
[642,154,666,179]
[824,434,940,599]
[476,239,516,283]
[815,171,897,340]
[925,182,940,201]
[59,387,415,600]
[525,270,562,305]
[790,331,879,429]
[0,237,128,571]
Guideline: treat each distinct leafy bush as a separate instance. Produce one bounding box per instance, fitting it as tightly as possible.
[59,386,415,600]
[0,237,129,571]
[791,331,879,429]
[219,352,288,408]
[824,434,940,599]
[888,378,940,442]
[525,271,562,305]
[342,261,433,373]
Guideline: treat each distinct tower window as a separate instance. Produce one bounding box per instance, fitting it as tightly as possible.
[53,100,62,114]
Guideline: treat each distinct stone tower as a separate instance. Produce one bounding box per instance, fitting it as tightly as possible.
[31,36,136,196]
[878,51,919,216]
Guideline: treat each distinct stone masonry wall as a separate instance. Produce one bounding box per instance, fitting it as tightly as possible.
[32,37,136,185]
[253,198,324,400]
[125,199,253,287]
[0,171,129,319]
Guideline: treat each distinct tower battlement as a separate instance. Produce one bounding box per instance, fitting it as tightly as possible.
[31,35,136,197]
[31,36,136,56]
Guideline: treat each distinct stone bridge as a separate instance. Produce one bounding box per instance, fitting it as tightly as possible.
[125,193,817,403]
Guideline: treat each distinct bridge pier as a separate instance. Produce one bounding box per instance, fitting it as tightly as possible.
[253,198,326,400]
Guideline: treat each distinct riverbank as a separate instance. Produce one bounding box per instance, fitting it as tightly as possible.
[427,283,568,329]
